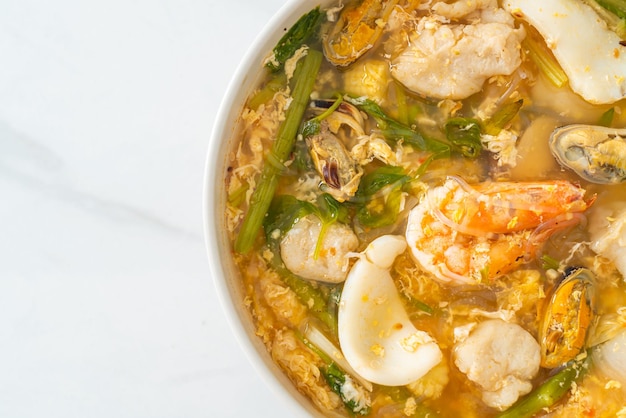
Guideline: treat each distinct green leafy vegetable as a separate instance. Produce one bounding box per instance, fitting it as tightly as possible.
[355,165,411,228]
[496,354,590,418]
[266,7,324,72]
[346,96,450,155]
[264,195,316,239]
[316,193,349,224]
[235,49,323,254]
[346,96,482,166]
[356,165,410,196]
[444,118,482,158]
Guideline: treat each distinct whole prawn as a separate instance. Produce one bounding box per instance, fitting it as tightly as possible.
[405,177,594,285]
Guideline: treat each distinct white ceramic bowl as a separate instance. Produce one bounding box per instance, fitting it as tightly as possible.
[203,0,334,416]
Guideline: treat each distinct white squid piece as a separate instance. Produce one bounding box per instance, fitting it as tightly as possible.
[280,214,358,283]
[503,0,626,104]
[454,319,541,410]
[338,235,443,386]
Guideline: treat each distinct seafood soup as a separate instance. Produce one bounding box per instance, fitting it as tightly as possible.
[221,0,626,416]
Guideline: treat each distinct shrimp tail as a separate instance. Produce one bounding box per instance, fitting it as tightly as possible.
[525,212,587,261]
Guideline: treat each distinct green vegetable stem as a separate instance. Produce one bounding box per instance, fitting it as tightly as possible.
[496,354,590,418]
[522,37,568,88]
[275,266,337,334]
[482,99,524,135]
[235,49,323,254]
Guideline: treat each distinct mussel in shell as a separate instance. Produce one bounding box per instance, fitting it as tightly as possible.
[305,100,365,202]
[549,124,626,184]
[306,124,363,202]
[539,267,595,369]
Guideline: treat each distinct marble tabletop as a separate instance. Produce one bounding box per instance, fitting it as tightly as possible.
[0,0,304,416]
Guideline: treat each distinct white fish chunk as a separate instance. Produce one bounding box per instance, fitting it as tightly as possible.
[454,319,541,410]
[280,214,358,283]
[390,6,524,100]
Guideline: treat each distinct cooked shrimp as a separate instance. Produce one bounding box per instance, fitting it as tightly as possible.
[280,214,358,283]
[405,177,592,285]
[389,1,525,100]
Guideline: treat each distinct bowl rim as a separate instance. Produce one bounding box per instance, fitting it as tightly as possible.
[202,0,334,416]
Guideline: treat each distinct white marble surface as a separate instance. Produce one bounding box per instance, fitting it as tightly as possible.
[0,0,298,416]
